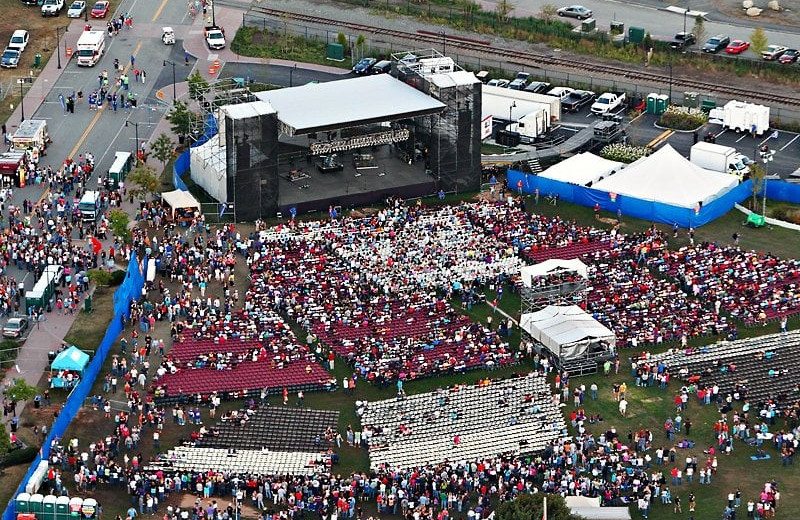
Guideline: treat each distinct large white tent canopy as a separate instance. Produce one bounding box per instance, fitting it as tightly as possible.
[520,305,615,360]
[539,152,623,186]
[592,144,738,208]
[520,259,588,287]
[162,190,201,218]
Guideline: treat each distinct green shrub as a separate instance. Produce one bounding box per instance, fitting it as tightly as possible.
[0,446,38,467]
[88,269,113,286]
[658,107,707,131]
[600,143,650,163]
[109,269,127,286]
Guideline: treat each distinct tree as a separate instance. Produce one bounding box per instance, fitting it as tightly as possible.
[750,26,768,55]
[495,493,582,520]
[127,165,161,200]
[539,3,557,22]
[692,15,706,47]
[108,209,132,243]
[187,70,210,102]
[150,133,176,167]
[166,101,201,142]
[495,0,515,21]
[749,161,766,212]
[355,35,366,59]
[5,378,37,403]
[0,423,12,454]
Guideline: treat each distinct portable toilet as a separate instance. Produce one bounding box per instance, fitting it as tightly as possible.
[68,498,83,519]
[42,495,57,520]
[646,93,658,114]
[29,494,44,516]
[80,499,98,520]
[55,496,70,520]
[15,493,31,514]
[656,94,670,114]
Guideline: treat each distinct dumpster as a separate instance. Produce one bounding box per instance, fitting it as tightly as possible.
[55,496,70,520]
[29,495,44,516]
[747,213,765,228]
[68,498,82,518]
[15,493,31,514]
[84,295,92,313]
[34,53,41,68]
[701,99,716,113]
[42,495,57,520]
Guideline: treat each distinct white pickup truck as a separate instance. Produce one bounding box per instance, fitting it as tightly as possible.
[590,91,626,115]
[204,25,226,50]
[41,0,65,16]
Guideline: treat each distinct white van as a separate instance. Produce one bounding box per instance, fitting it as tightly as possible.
[76,31,105,67]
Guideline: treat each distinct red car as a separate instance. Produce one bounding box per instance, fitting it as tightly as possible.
[90,0,109,18]
[725,40,750,54]
[779,49,799,64]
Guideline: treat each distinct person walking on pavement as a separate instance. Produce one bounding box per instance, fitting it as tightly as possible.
[130,54,135,68]
[140,70,146,83]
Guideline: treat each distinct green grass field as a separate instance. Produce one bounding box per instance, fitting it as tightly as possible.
[8,192,800,520]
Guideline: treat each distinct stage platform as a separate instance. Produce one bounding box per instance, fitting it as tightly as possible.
[277,145,437,214]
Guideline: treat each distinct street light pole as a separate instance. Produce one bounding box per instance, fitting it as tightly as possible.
[667,62,673,104]
[56,27,62,69]
[683,7,690,35]
[126,120,139,157]
[762,150,774,216]
[18,79,25,121]
[211,0,216,26]
[84,0,88,22]
[440,30,446,56]
[289,64,297,87]
[163,60,176,103]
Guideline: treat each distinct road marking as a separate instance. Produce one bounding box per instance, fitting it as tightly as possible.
[735,133,748,143]
[36,187,50,206]
[151,0,169,22]
[67,41,143,159]
[780,135,799,151]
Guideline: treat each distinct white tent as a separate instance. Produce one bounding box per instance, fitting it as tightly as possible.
[162,190,201,219]
[520,259,588,287]
[592,144,738,208]
[539,152,623,186]
[565,497,631,520]
[520,305,615,360]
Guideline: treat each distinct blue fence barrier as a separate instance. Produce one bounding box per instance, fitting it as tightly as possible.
[766,180,800,205]
[507,170,754,228]
[1,253,147,520]
[172,113,219,191]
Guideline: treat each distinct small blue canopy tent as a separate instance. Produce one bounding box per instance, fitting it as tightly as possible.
[50,346,90,388]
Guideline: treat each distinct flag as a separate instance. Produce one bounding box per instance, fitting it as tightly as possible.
[91,237,102,254]
[219,203,227,219]
[770,130,779,139]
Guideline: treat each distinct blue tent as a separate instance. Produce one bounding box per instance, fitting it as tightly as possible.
[51,346,90,374]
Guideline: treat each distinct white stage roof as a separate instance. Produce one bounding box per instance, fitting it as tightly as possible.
[428,70,480,88]
[520,259,588,286]
[254,74,445,135]
[520,305,615,360]
[162,190,201,218]
[540,152,623,186]
[592,145,738,208]
[219,100,275,120]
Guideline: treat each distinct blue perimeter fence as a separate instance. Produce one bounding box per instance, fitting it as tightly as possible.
[172,114,219,192]
[506,169,761,228]
[2,252,147,520]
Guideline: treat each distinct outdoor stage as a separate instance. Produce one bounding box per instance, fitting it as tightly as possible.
[277,145,437,213]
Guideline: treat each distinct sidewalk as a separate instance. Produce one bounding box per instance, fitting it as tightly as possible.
[181,5,351,82]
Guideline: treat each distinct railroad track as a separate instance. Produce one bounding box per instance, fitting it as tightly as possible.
[249,5,800,108]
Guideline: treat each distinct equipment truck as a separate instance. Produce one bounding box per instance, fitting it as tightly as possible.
[708,100,770,136]
[590,91,626,115]
[76,31,105,66]
[690,142,750,179]
[78,190,101,222]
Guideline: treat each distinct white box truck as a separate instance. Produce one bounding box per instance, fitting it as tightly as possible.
[78,190,101,221]
[690,142,750,178]
[76,31,105,67]
[506,107,550,143]
[709,100,770,135]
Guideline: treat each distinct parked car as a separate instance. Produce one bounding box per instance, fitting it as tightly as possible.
[352,57,376,74]
[762,45,788,60]
[509,72,530,90]
[8,30,29,53]
[487,79,510,88]
[371,60,391,74]
[778,49,799,64]
[66,0,85,17]
[41,0,64,16]
[3,317,29,338]
[725,40,750,54]
[669,32,696,50]
[90,0,109,17]
[557,5,592,19]
[702,35,730,53]
[0,48,21,68]
[524,81,551,94]
[561,90,596,112]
